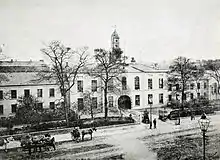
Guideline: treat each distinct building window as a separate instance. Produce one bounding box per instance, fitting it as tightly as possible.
[108,79,114,92]
[204,92,207,98]
[134,76,140,90]
[108,96,113,107]
[197,93,200,98]
[92,97,98,108]
[11,104,17,113]
[122,77,127,90]
[190,93,194,100]
[148,94,153,104]
[168,84,172,91]
[50,102,55,109]
[197,83,200,90]
[159,78,163,89]
[176,94,180,101]
[11,90,17,99]
[176,84,179,91]
[186,84,190,90]
[91,80,97,92]
[135,95,140,106]
[24,89,30,97]
[78,98,84,110]
[190,83,194,90]
[77,80,83,92]
[0,90,3,100]
[49,88,55,97]
[37,89,43,97]
[204,82,207,89]
[159,94,163,104]
[168,95,172,101]
[148,79,152,89]
[37,103,43,110]
[0,105,3,115]
[214,83,217,93]
[183,93,186,100]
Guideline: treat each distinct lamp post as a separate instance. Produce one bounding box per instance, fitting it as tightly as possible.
[176,95,181,125]
[198,113,210,160]
[149,96,153,129]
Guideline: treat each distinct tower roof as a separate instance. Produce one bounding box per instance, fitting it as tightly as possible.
[111,29,120,39]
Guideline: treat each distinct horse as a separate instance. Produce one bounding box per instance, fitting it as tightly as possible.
[0,136,14,152]
[81,127,97,141]
[71,127,81,142]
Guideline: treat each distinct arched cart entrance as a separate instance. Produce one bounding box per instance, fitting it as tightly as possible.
[118,95,131,109]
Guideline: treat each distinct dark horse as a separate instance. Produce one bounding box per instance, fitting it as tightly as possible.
[81,127,97,141]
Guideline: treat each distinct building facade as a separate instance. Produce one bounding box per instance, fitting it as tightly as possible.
[0,30,218,117]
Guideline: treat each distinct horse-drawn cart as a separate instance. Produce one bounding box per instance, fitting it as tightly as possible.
[71,127,97,142]
[20,133,56,155]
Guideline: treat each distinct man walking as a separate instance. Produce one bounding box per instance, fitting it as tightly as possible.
[149,121,152,129]
[153,118,157,129]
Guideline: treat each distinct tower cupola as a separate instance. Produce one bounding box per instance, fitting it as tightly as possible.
[111,29,120,49]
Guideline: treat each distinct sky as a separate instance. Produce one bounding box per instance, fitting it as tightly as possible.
[0,0,220,63]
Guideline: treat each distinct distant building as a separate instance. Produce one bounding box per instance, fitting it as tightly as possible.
[0,60,61,117]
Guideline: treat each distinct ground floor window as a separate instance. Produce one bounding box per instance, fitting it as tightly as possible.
[37,103,43,110]
[78,98,84,110]
[0,105,3,115]
[108,96,113,107]
[135,95,140,106]
[168,95,172,101]
[148,94,153,104]
[92,97,98,108]
[50,102,55,109]
[159,94,163,104]
[190,93,194,100]
[11,104,17,113]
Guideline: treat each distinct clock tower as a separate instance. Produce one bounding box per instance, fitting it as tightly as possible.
[111,29,120,49]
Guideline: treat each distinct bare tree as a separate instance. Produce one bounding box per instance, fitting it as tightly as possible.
[168,56,195,110]
[203,59,220,100]
[38,41,89,126]
[90,48,125,119]
[80,90,102,119]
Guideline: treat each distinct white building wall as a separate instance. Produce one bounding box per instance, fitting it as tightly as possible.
[0,84,61,117]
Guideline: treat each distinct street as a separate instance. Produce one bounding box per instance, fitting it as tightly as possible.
[1,113,220,160]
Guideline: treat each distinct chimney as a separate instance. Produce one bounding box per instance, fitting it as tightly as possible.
[131,57,136,63]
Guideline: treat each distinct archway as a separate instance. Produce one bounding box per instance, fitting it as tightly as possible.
[118,95,131,110]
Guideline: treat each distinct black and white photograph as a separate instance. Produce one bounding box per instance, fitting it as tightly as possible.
[0,0,220,159]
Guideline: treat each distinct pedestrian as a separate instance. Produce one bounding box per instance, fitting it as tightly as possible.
[149,121,152,129]
[153,118,157,129]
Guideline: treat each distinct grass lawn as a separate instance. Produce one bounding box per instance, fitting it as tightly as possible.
[150,131,220,160]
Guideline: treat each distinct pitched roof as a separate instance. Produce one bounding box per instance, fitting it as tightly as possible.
[0,60,48,73]
[125,63,168,73]
[0,72,55,86]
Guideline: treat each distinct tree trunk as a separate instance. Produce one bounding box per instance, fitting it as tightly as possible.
[181,88,184,110]
[90,105,93,119]
[64,94,69,126]
[104,83,108,119]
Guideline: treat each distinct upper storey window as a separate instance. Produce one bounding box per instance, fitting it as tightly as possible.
[135,76,140,90]
[122,77,127,90]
